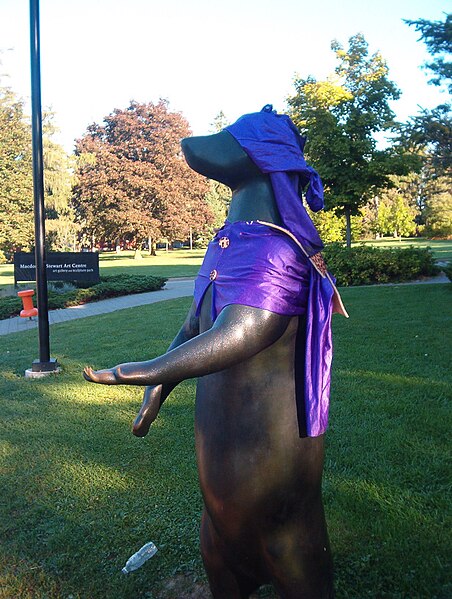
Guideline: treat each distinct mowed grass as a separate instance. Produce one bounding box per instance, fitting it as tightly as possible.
[0,249,206,290]
[356,238,452,262]
[1,239,451,291]
[97,249,206,279]
[0,284,451,598]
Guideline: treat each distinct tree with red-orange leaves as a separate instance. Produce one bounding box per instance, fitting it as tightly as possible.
[73,99,212,249]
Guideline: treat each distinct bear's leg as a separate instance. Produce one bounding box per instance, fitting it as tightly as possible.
[200,510,261,599]
[263,501,334,599]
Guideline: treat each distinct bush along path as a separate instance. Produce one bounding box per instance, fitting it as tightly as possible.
[0,278,195,337]
[0,246,448,324]
[322,244,440,286]
[0,274,166,321]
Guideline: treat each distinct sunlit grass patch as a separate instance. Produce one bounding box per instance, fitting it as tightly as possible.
[1,239,451,292]
[0,286,451,598]
[356,237,452,261]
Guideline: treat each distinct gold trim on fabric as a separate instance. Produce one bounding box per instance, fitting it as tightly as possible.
[256,220,349,318]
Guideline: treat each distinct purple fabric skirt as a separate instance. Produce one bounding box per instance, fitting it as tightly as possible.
[194,220,334,437]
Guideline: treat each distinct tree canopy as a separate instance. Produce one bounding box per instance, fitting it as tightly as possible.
[42,113,78,250]
[401,104,452,174]
[288,33,417,245]
[0,80,34,257]
[405,13,452,92]
[402,14,452,177]
[73,100,212,248]
[399,13,452,239]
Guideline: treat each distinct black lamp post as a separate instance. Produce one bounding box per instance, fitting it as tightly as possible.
[29,0,58,373]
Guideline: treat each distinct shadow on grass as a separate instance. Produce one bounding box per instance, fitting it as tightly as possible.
[1,287,451,598]
[0,370,205,598]
[1,365,450,597]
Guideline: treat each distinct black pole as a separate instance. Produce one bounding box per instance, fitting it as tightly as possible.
[29,0,57,372]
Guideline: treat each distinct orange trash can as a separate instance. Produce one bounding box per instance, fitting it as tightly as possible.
[17,289,38,319]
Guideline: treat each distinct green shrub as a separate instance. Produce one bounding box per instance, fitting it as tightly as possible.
[443,262,452,282]
[323,244,439,286]
[0,274,166,320]
[0,296,23,320]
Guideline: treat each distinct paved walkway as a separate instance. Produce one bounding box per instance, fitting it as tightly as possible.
[0,273,448,338]
[0,279,194,337]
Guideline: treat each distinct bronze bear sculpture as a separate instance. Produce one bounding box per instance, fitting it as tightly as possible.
[84,118,345,598]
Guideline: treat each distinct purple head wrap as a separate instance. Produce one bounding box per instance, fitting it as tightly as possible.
[225,105,325,256]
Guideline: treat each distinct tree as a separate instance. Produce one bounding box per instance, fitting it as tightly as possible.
[375,191,417,239]
[405,14,452,92]
[361,168,451,239]
[42,113,78,250]
[0,79,34,256]
[422,171,452,238]
[209,110,230,133]
[203,180,230,235]
[359,174,419,239]
[309,208,345,243]
[203,110,232,237]
[288,33,418,246]
[401,104,452,173]
[73,100,212,250]
[402,15,452,176]
[400,14,452,236]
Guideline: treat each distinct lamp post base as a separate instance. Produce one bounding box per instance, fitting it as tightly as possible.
[25,358,60,378]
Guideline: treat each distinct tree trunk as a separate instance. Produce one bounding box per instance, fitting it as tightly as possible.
[189,227,193,251]
[133,239,142,260]
[345,207,352,248]
[147,236,156,256]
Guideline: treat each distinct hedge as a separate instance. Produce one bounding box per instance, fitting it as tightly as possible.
[323,244,439,286]
[0,274,166,321]
[0,247,442,320]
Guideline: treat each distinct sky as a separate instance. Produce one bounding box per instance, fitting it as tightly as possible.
[0,0,449,152]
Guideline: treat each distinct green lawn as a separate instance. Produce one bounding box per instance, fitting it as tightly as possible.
[357,237,452,262]
[97,249,206,279]
[0,249,206,292]
[1,239,450,293]
[0,284,451,598]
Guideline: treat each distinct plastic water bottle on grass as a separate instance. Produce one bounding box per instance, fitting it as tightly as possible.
[121,541,158,574]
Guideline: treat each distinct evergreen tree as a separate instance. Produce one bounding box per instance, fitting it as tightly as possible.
[405,13,452,92]
[0,80,34,256]
[42,113,78,250]
[205,109,232,235]
[401,13,451,236]
[422,170,452,238]
[403,14,452,176]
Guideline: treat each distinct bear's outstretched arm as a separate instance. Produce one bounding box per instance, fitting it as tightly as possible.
[131,300,200,437]
[84,305,290,386]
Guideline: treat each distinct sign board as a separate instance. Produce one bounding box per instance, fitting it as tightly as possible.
[14,252,100,283]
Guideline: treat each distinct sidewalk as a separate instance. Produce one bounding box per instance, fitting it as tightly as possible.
[0,273,449,338]
[0,279,194,337]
